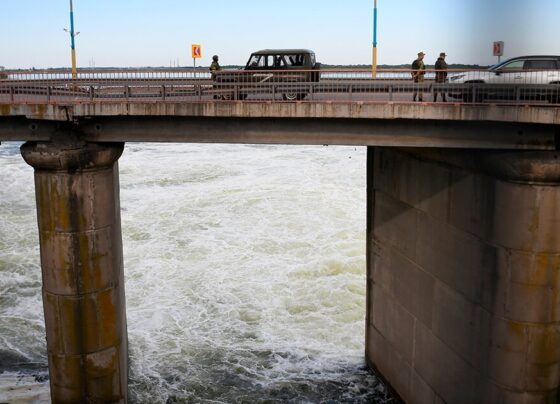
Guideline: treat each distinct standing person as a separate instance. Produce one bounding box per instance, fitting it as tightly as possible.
[209,55,221,80]
[209,55,221,99]
[411,51,426,102]
[434,52,448,102]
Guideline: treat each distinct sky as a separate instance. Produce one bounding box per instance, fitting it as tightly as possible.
[1,0,559,69]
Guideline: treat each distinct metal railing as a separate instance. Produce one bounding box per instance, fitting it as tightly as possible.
[0,68,559,105]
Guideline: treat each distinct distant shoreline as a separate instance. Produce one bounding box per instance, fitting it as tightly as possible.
[2,64,490,71]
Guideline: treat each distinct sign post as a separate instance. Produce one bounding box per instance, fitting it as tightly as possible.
[493,41,504,63]
[191,44,202,77]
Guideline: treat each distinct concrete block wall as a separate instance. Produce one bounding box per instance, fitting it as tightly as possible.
[366,147,560,403]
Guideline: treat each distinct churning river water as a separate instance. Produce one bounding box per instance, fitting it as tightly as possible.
[0,142,396,403]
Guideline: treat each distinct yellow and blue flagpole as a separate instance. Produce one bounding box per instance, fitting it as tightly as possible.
[69,0,77,80]
[372,0,378,77]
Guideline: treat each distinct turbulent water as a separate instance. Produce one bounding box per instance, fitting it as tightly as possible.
[0,142,395,403]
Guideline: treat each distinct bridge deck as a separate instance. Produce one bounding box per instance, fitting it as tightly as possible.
[1,101,559,150]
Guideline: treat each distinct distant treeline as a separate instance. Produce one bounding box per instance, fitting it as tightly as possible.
[6,64,490,71]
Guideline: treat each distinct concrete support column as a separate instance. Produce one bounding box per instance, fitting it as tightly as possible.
[366,147,560,403]
[21,141,127,403]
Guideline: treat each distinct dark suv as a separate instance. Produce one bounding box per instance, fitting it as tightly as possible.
[214,49,321,101]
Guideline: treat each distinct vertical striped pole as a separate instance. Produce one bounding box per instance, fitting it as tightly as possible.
[69,0,77,80]
[372,0,378,77]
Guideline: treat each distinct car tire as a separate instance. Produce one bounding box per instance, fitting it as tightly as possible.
[549,83,560,104]
[312,63,322,82]
[282,93,305,101]
[463,81,484,103]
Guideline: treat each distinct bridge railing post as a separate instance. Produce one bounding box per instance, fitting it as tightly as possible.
[161,85,166,101]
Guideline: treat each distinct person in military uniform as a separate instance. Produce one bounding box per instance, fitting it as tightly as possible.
[411,51,426,102]
[434,52,448,102]
[209,55,221,99]
[210,55,221,80]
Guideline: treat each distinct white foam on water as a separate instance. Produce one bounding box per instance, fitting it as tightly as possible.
[0,142,394,403]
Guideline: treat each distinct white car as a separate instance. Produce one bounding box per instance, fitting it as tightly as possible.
[448,55,560,103]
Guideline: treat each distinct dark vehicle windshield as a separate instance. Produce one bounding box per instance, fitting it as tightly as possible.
[246,55,287,68]
[245,52,316,69]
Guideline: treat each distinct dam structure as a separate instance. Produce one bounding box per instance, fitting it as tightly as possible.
[1,68,560,403]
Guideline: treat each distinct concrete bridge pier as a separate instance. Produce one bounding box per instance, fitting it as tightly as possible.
[21,141,128,403]
[366,147,560,403]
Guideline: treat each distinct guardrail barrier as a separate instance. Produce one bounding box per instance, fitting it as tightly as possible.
[0,68,559,105]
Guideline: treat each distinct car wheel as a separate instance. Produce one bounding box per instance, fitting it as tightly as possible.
[282,92,305,101]
[282,92,299,101]
[463,82,484,103]
[549,83,560,104]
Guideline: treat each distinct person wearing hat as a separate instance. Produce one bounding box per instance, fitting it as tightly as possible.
[434,52,448,102]
[209,55,222,99]
[210,55,221,80]
[411,51,426,102]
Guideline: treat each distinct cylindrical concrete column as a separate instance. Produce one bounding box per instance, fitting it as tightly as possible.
[21,141,127,403]
[366,147,560,403]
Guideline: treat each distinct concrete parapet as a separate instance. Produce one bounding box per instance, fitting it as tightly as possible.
[21,141,127,403]
[366,146,560,403]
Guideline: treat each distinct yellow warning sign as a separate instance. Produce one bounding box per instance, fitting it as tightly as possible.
[191,44,202,59]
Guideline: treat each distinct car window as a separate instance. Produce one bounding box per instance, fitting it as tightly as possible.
[263,56,274,67]
[285,54,305,67]
[310,53,316,66]
[274,55,287,68]
[524,60,557,70]
[247,55,261,68]
[247,55,273,68]
[500,60,524,71]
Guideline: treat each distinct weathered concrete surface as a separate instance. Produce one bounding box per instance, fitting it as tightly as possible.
[0,115,557,150]
[366,147,560,403]
[21,141,127,403]
[2,102,558,149]
[1,102,560,125]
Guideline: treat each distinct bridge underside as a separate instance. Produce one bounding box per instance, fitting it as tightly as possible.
[2,102,560,402]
